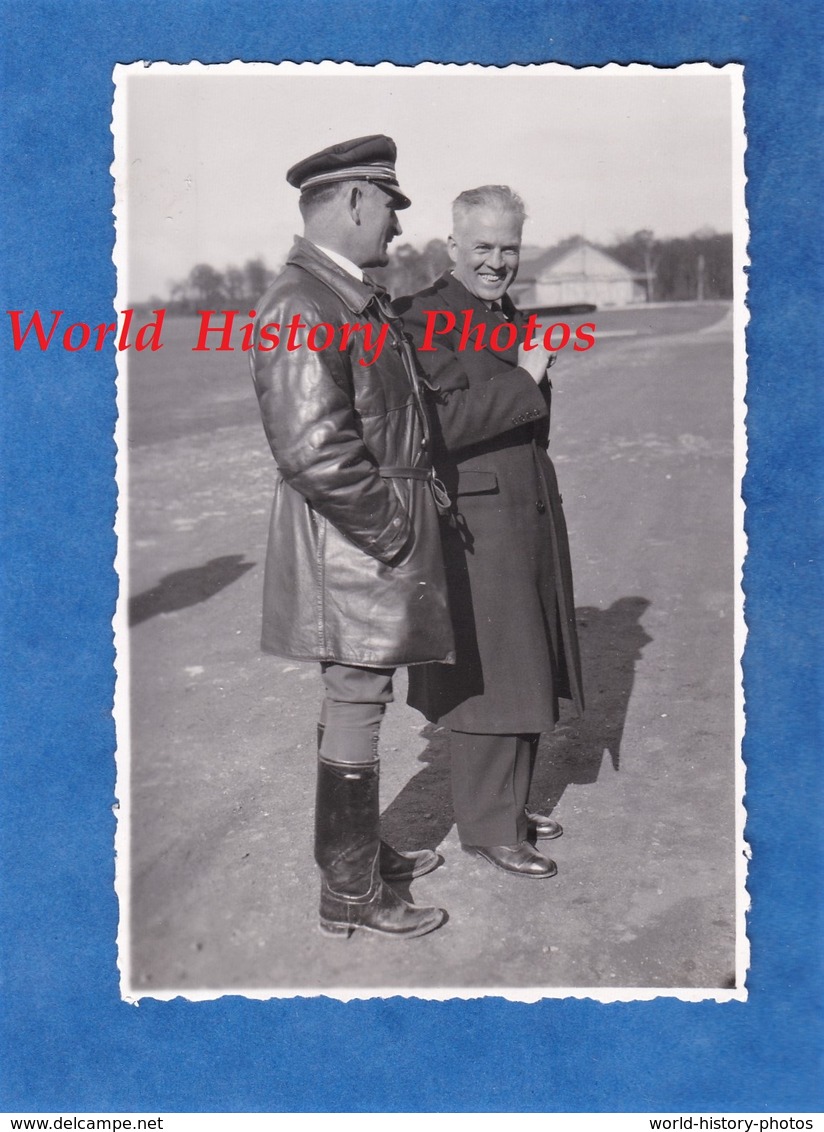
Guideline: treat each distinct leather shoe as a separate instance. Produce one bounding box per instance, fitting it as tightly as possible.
[462,841,558,878]
[525,808,563,840]
[379,841,440,881]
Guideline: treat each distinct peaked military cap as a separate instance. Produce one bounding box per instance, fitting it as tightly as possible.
[286,134,411,209]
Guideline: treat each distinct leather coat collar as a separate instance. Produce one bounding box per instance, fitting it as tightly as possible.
[286,235,378,315]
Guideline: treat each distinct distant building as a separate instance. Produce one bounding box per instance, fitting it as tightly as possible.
[511,238,647,308]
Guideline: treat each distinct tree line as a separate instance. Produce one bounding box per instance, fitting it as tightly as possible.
[147,229,732,314]
[606,228,733,302]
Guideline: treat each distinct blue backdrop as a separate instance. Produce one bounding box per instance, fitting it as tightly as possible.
[1,0,821,1113]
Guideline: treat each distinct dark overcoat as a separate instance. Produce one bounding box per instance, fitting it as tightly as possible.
[401,272,583,733]
[250,238,455,668]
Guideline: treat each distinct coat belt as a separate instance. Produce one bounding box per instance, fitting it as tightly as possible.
[379,466,452,514]
[379,466,431,480]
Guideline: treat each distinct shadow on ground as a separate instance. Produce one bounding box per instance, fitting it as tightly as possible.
[530,595,652,811]
[380,595,652,847]
[130,554,255,625]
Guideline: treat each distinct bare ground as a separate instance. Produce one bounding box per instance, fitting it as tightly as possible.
[123,302,739,997]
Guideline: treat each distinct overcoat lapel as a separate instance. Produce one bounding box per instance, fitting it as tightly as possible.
[437,273,523,371]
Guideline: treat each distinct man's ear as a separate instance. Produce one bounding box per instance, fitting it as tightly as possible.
[347,185,363,225]
[447,235,458,264]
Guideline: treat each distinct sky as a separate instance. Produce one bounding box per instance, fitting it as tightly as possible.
[116,62,741,302]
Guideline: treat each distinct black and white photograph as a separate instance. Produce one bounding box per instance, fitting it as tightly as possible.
[113,61,747,1001]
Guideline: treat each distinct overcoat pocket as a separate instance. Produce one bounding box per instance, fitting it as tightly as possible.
[454,469,499,496]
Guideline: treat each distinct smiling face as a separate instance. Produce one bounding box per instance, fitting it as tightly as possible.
[448,206,523,302]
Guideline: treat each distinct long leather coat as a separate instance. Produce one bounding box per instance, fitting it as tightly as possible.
[250,238,455,668]
[401,272,583,733]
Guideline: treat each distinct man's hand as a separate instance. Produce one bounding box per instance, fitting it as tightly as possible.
[517,340,557,384]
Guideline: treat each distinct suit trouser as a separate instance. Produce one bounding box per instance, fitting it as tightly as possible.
[450,731,539,846]
[318,663,396,765]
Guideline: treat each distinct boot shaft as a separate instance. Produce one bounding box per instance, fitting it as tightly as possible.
[314,758,381,897]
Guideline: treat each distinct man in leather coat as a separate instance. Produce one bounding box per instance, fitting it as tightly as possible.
[401,185,584,879]
[250,136,455,939]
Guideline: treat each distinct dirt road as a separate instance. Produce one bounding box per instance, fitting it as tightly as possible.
[124,302,739,996]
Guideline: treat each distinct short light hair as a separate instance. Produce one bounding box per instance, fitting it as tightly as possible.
[299,178,388,219]
[452,185,527,232]
[298,179,350,218]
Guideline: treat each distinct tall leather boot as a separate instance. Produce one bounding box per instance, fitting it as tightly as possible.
[314,758,446,939]
[316,722,440,881]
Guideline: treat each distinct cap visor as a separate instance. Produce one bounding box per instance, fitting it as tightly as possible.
[377,183,411,210]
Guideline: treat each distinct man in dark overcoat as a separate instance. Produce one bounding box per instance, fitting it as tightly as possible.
[250,136,455,937]
[401,185,584,878]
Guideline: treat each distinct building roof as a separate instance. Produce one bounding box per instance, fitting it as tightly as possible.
[518,237,641,282]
